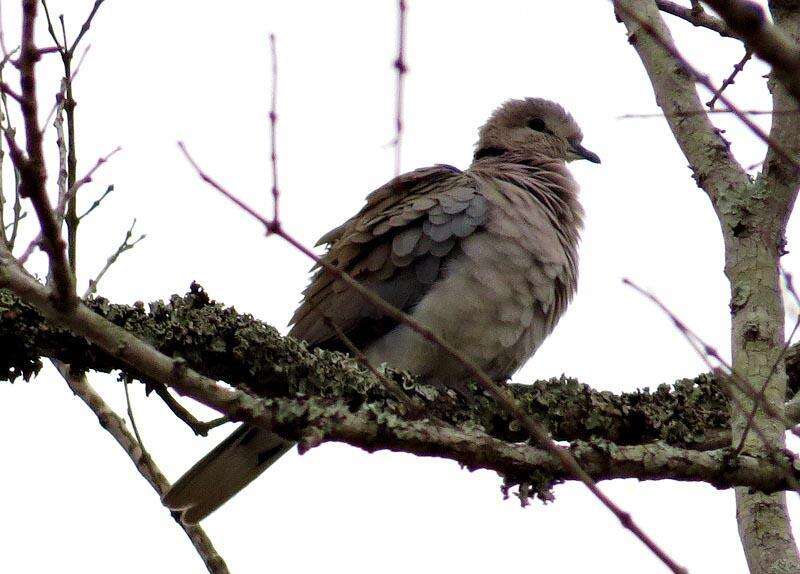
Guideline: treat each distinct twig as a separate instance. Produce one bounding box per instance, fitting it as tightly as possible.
[3,211,25,231]
[123,374,147,455]
[618,108,795,118]
[54,81,67,227]
[84,218,145,297]
[267,34,279,225]
[393,0,407,176]
[707,49,753,109]
[68,145,120,202]
[67,0,106,55]
[77,183,113,220]
[0,82,22,104]
[655,0,735,37]
[40,0,65,51]
[42,44,89,132]
[18,146,120,265]
[0,1,10,58]
[53,365,229,573]
[0,57,22,251]
[702,0,800,107]
[152,383,228,437]
[178,142,688,574]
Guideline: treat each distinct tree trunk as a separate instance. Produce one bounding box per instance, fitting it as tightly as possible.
[727,232,799,574]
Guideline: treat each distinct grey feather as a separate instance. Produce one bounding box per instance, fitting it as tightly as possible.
[164,97,593,523]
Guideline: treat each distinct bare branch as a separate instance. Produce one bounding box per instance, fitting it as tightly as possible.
[15,0,75,309]
[54,365,229,573]
[267,34,279,224]
[84,218,145,298]
[656,0,736,37]
[77,183,112,221]
[393,0,407,176]
[152,383,229,437]
[67,0,106,56]
[18,146,119,265]
[707,48,752,108]
[703,0,800,106]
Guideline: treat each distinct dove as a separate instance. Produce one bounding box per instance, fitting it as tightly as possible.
[163,97,600,523]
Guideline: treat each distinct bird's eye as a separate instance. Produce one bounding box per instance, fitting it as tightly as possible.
[527,118,549,132]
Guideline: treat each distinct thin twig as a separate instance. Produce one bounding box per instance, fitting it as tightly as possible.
[618,108,795,119]
[40,0,65,52]
[0,1,10,58]
[67,0,106,55]
[42,44,90,132]
[707,49,753,109]
[152,383,229,437]
[84,218,145,297]
[267,34,279,225]
[0,82,23,104]
[41,0,107,277]
[54,81,67,228]
[18,146,120,265]
[393,0,407,176]
[3,211,25,230]
[123,374,147,455]
[77,183,112,220]
[0,56,22,250]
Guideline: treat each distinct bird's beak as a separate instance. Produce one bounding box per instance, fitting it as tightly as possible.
[568,139,601,164]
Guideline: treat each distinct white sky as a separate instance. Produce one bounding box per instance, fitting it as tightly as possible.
[0,1,796,572]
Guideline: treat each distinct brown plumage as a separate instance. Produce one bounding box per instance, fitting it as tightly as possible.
[163,97,599,523]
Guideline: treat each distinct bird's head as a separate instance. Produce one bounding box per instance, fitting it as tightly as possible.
[474,98,600,164]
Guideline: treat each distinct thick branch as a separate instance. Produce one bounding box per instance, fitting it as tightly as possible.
[0,282,737,448]
[2,281,800,493]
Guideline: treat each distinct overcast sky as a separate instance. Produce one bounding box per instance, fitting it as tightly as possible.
[0,1,795,572]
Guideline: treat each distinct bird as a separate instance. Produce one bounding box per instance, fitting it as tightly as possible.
[163,97,600,523]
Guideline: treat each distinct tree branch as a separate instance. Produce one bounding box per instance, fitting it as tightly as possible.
[2,281,800,494]
[656,0,736,37]
[703,0,800,107]
[614,0,752,207]
[55,366,229,573]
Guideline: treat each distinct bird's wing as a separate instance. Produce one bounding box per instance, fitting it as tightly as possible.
[288,164,489,350]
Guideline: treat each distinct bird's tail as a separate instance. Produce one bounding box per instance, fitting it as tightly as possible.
[162,425,293,524]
